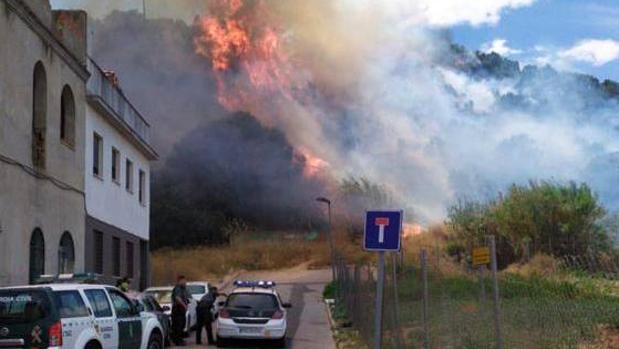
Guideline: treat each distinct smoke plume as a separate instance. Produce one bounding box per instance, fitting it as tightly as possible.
[90,1,619,224]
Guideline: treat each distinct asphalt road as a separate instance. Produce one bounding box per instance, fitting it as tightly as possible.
[171,267,335,349]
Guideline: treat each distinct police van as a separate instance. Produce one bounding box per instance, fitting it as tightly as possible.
[0,284,164,349]
[216,281,291,348]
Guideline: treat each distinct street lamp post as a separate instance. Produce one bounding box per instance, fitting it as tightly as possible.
[316,197,336,281]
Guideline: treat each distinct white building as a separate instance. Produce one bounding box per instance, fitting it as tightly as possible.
[84,58,158,290]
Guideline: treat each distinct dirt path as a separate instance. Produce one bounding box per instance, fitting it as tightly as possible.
[172,266,335,349]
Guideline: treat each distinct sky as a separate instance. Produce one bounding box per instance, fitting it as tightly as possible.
[451,0,619,81]
[50,0,619,81]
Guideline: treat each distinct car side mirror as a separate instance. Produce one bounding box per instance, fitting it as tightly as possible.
[282,303,292,308]
[161,305,171,312]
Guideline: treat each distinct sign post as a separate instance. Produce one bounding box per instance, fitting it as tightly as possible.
[472,246,491,302]
[364,210,403,349]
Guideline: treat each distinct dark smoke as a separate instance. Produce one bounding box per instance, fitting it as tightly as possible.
[90,12,326,248]
[91,11,225,157]
[150,112,324,248]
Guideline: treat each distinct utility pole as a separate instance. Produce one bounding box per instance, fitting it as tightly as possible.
[142,0,147,19]
[316,197,336,281]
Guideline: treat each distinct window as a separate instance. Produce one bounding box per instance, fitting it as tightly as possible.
[93,133,103,177]
[112,237,120,277]
[186,285,206,296]
[84,289,113,318]
[226,293,278,310]
[126,241,134,278]
[60,85,75,147]
[125,159,133,192]
[53,291,89,318]
[32,62,47,169]
[108,290,133,318]
[138,170,146,204]
[58,232,75,274]
[94,231,104,274]
[29,229,45,284]
[0,290,52,324]
[112,148,120,183]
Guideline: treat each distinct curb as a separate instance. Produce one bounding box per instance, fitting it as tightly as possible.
[324,298,343,349]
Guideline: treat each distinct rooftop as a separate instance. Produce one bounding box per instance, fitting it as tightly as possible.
[86,57,158,160]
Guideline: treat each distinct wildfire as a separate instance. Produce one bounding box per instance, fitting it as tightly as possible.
[193,0,329,180]
[297,148,330,178]
[193,0,293,111]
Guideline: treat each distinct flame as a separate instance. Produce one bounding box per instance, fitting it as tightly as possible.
[193,0,293,111]
[194,0,330,181]
[298,148,330,178]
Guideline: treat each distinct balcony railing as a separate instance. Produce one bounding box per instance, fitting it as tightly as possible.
[86,58,151,145]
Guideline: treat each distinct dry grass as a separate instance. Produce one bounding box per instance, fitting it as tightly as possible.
[505,253,560,277]
[151,233,338,285]
[151,229,385,286]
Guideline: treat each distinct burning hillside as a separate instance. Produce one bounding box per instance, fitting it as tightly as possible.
[90,1,619,228]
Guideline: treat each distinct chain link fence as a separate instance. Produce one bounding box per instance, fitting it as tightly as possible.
[332,239,619,349]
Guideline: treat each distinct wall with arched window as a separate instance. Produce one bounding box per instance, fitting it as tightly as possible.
[29,228,45,284]
[32,62,47,169]
[58,231,75,274]
[60,85,76,147]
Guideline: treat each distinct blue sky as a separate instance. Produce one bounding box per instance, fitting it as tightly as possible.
[451,0,619,81]
[51,0,619,81]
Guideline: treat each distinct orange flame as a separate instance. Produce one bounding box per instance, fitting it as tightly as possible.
[193,0,293,111]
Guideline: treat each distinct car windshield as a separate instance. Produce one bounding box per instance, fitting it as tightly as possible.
[144,290,172,304]
[226,293,278,310]
[0,289,52,324]
[186,285,206,295]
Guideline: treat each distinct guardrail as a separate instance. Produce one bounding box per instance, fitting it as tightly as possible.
[86,58,151,144]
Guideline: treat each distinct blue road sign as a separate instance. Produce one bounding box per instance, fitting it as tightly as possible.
[364,210,403,252]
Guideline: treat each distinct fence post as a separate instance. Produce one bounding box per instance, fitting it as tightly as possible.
[421,249,430,349]
[374,252,386,349]
[489,236,503,349]
[391,253,403,348]
[478,265,486,303]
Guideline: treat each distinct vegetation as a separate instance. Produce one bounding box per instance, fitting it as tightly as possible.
[151,233,333,285]
[150,112,324,249]
[446,181,613,266]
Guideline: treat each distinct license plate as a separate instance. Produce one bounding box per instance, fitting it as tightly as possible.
[239,327,262,334]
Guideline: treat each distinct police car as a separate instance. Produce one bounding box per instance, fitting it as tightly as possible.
[0,284,164,349]
[216,281,291,348]
[142,286,197,334]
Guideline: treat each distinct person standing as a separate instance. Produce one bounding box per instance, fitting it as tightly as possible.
[171,275,190,346]
[196,286,224,345]
[117,276,130,292]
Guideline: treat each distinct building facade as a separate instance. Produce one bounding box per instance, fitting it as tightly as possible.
[84,59,158,290]
[0,0,157,289]
[0,0,89,285]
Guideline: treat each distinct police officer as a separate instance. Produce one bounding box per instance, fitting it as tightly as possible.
[171,275,190,346]
[196,286,225,345]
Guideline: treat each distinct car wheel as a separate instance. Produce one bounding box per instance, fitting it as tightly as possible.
[216,337,228,348]
[148,332,163,349]
[273,337,286,348]
[84,341,102,349]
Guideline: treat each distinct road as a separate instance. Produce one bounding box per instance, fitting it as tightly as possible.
[171,267,335,349]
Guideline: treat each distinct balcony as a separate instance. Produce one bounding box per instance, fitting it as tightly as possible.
[86,58,157,160]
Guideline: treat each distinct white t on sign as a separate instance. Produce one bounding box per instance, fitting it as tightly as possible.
[375,217,390,243]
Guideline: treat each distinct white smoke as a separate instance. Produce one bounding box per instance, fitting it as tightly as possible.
[252,1,619,221]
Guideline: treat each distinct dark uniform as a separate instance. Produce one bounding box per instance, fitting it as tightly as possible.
[171,284,190,345]
[196,291,216,345]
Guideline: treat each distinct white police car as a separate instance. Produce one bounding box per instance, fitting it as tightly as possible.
[0,284,164,349]
[216,281,291,348]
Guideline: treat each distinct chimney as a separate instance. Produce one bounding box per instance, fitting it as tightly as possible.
[52,10,88,65]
